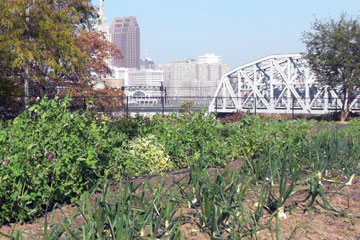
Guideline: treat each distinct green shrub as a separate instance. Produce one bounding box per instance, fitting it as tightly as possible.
[143,112,229,169]
[226,115,313,160]
[0,96,112,223]
[107,116,148,140]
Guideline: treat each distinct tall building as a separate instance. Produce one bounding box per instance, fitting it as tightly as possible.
[156,54,230,97]
[92,0,112,89]
[196,54,230,97]
[156,59,198,97]
[94,0,111,42]
[111,17,140,69]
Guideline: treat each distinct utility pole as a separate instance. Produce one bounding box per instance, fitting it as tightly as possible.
[24,1,31,109]
[160,82,165,116]
[24,68,30,109]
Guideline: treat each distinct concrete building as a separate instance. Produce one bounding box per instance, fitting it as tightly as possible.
[195,54,229,97]
[122,69,165,101]
[156,54,230,97]
[140,57,155,70]
[93,0,130,90]
[104,67,130,89]
[198,53,223,64]
[110,17,140,69]
[129,69,164,87]
[156,59,197,97]
[93,0,114,90]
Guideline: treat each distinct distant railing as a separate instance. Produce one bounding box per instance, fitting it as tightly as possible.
[1,94,359,120]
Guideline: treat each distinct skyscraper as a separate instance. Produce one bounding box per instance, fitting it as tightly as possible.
[111,17,140,69]
[94,0,111,42]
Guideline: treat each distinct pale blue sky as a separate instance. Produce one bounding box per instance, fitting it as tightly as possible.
[94,0,359,69]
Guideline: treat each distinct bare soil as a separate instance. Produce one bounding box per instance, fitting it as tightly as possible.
[1,160,360,240]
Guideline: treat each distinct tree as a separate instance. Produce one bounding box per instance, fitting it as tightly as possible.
[0,0,123,117]
[179,100,194,114]
[303,14,360,121]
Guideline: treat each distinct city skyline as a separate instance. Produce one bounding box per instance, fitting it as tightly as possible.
[93,0,359,69]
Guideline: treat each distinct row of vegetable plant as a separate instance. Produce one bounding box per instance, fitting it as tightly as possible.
[0,95,359,228]
[5,128,360,239]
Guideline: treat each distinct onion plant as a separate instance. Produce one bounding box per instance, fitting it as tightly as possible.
[176,164,272,239]
[4,179,183,239]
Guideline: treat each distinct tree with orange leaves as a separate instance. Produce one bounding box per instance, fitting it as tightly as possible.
[0,0,124,117]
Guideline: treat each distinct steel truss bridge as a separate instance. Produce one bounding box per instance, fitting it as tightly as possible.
[208,54,360,115]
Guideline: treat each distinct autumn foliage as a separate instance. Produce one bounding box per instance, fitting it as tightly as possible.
[0,0,125,118]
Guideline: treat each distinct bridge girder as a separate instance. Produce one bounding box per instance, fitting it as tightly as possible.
[209,54,360,115]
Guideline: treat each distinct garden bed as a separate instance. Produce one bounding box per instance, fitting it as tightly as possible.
[1,161,359,239]
[1,97,360,239]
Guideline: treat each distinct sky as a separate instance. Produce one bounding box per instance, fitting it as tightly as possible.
[93,0,360,69]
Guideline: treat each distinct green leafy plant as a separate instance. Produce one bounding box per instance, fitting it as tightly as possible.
[0,95,111,223]
[8,179,183,240]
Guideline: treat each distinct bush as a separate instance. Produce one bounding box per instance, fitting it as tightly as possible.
[0,96,327,225]
[225,115,313,160]
[0,96,111,223]
[143,112,230,169]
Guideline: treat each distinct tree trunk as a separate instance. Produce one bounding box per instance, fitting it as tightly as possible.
[24,67,30,109]
[340,88,350,122]
[340,108,349,122]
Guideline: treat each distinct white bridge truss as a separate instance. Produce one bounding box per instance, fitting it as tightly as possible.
[209,54,360,115]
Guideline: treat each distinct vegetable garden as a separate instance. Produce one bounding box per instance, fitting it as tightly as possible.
[0,96,359,239]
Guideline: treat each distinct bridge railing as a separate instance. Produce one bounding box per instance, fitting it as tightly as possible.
[1,94,359,120]
[0,94,215,119]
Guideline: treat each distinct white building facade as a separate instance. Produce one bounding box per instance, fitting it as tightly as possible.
[198,53,223,64]
[156,59,197,96]
[104,67,130,89]
[156,54,230,97]
[129,69,164,87]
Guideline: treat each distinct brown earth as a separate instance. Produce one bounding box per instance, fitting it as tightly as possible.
[1,160,360,240]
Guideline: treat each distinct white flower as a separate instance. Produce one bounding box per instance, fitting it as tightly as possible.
[278,207,287,219]
[279,210,287,219]
[346,174,355,186]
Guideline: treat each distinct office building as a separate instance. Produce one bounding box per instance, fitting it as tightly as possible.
[110,17,140,69]
[156,59,197,96]
[156,54,230,97]
[140,57,155,70]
